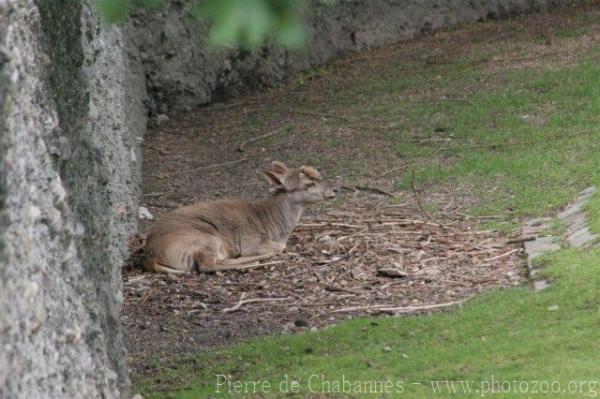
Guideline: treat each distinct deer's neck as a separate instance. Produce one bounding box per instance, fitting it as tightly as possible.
[254,192,304,242]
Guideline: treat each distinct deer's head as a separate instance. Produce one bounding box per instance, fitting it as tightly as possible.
[264,161,336,204]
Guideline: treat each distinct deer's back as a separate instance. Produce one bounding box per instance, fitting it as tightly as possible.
[147,198,271,254]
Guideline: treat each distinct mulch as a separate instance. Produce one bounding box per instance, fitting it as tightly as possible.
[123,193,524,381]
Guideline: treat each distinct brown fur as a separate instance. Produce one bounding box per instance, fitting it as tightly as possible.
[300,166,321,180]
[144,162,336,273]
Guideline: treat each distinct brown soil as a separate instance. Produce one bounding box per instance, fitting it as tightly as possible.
[124,3,600,385]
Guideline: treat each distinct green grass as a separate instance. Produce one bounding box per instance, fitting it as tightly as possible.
[585,188,600,236]
[541,218,569,246]
[141,249,600,398]
[555,26,591,39]
[378,60,600,222]
[138,9,600,398]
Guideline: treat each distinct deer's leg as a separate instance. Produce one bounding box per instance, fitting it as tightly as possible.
[194,242,227,272]
[195,238,285,272]
[195,253,277,272]
[261,240,286,254]
[145,254,190,274]
[220,253,275,266]
[153,263,188,275]
[240,239,286,257]
[146,229,208,273]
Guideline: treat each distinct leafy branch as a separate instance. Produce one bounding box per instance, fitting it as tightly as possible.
[96,0,309,49]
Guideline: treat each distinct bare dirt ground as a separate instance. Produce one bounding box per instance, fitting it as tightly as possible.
[123,4,600,384]
[124,196,523,380]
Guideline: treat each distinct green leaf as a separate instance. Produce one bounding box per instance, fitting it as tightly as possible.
[241,0,274,48]
[193,0,308,49]
[207,1,244,47]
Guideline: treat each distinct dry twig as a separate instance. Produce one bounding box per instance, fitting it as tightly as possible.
[506,237,536,245]
[283,108,353,123]
[410,170,446,229]
[340,185,396,197]
[223,294,290,313]
[238,127,287,153]
[331,296,475,313]
[173,158,248,176]
[439,129,595,152]
[484,248,519,262]
[235,260,285,270]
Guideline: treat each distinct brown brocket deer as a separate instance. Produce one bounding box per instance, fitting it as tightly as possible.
[145,161,336,274]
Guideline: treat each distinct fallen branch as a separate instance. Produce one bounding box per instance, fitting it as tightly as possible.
[235,260,285,270]
[297,222,363,229]
[376,268,407,278]
[223,294,290,313]
[506,237,536,245]
[284,108,353,123]
[426,50,562,67]
[238,127,287,153]
[484,248,519,262]
[124,275,148,284]
[140,287,160,306]
[410,170,446,229]
[381,148,442,177]
[439,129,595,152]
[405,98,474,107]
[340,185,396,197]
[325,285,363,295]
[364,218,442,227]
[331,296,475,313]
[315,255,347,265]
[174,158,248,176]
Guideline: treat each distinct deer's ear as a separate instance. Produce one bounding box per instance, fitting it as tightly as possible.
[271,161,288,175]
[300,166,321,180]
[263,170,285,187]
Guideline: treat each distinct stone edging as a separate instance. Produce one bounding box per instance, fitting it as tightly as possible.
[522,187,597,291]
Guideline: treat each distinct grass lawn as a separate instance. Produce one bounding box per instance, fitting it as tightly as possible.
[137,7,600,398]
[392,61,600,218]
[586,191,600,235]
[142,250,600,398]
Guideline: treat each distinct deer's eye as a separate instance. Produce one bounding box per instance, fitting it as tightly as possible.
[306,182,316,188]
